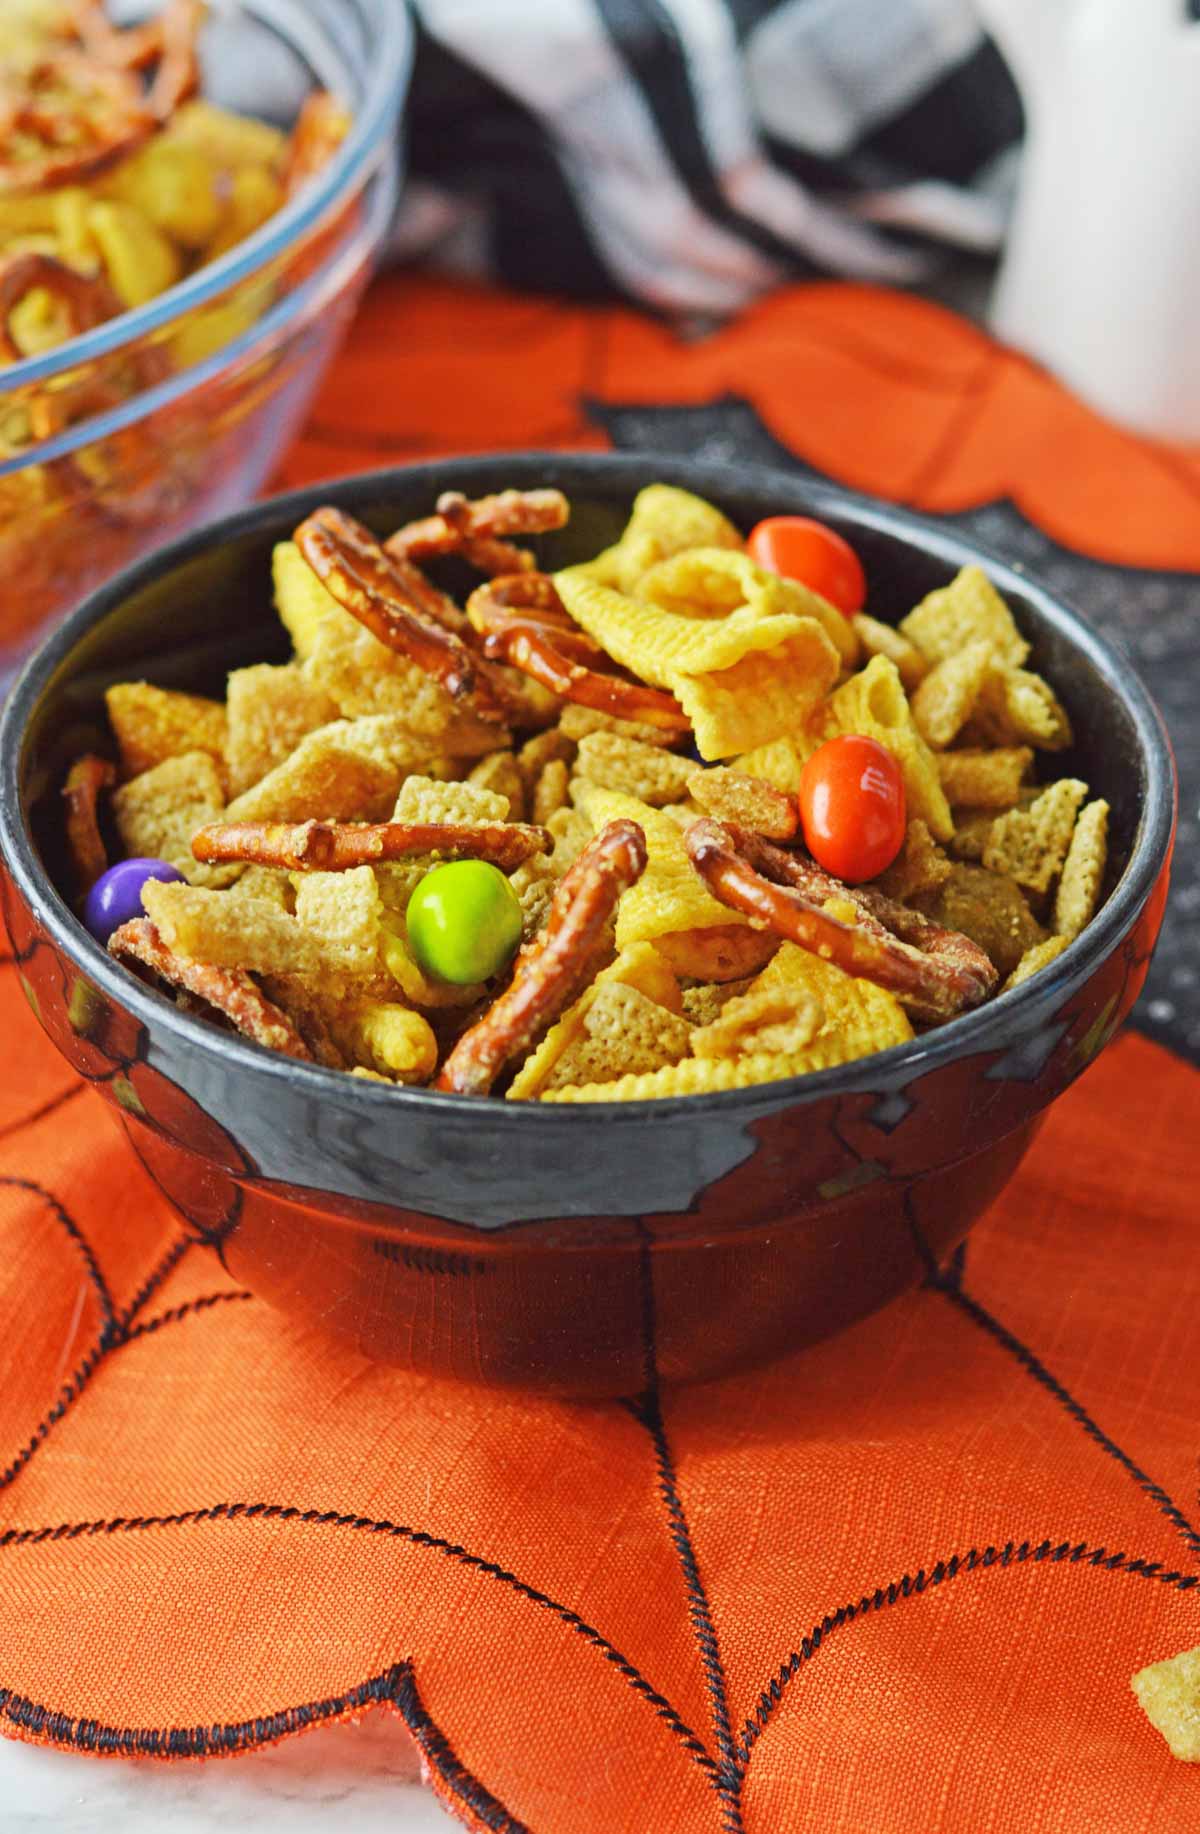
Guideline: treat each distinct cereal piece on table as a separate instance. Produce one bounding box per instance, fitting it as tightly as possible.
[687,767,798,841]
[658,801,706,829]
[223,663,338,797]
[507,942,683,1099]
[556,551,841,759]
[540,981,692,1093]
[1132,1646,1200,1762]
[112,751,238,890]
[517,726,577,786]
[937,746,1033,810]
[468,750,525,820]
[273,539,340,659]
[571,780,748,952]
[293,866,382,976]
[910,640,994,749]
[574,731,694,806]
[586,483,744,594]
[106,681,228,783]
[851,613,928,690]
[532,756,571,826]
[140,880,332,977]
[679,979,755,1028]
[691,982,823,1059]
[824,655,954,840]
[983,779,1088,896]
[1002,934,1070,992]
[899,565,1029,669]
[1054,798,1109,939]
[303,607,502,755]
[875,819,953,902]
[223,719,418,825]
[912,863,1045,979]
[556,705,677,748]
[964,666,1073,753]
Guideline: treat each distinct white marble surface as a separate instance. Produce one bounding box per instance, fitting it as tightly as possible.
[0,1710,456,1832]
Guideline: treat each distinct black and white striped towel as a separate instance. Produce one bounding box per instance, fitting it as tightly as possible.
[394,0,1022,311]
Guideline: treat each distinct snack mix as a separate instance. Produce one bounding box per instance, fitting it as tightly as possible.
[0,0,351,632]
[65,482,1111,1101]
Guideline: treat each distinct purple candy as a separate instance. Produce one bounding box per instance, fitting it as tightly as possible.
[84,857,185,945]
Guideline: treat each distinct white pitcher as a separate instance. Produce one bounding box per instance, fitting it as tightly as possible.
[979,0,1200,443]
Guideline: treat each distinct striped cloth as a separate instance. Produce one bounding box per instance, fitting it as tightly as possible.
[395,0,1022,311]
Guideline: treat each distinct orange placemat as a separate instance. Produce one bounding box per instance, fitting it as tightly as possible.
[2,275,1199,1833]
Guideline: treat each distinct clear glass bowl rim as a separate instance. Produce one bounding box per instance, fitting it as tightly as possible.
[0,0,412,393]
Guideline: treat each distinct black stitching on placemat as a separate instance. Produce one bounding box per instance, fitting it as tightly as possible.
[0,1499,716,1777]
[117,1233,194,1331]
[737,1537,1200,1766]
[0,1082,86,1144]
[394,1661,531,1832]
[0,1176,115,1332]
[626,1233,742,1826]
[0,1291,252,1495]
[934,1278,1200,1559]
[0,1655,527,1826]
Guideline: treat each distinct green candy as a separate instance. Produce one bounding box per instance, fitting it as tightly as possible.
[406,860,523,986]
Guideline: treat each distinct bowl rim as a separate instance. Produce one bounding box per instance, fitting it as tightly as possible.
[0,452,1178,1124]
[0,0,411,396]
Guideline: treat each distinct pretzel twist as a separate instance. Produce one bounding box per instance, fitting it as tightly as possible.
[685,819,997,1025]
[436,818,647,1094]
[386,488,569,578]
[192,817,551,875]
[62,751,115,895]
[468,573,691,735]
[0,52,153,193]
[108,917,314,1060]
[294,506,531,724]
[65,0,201,118]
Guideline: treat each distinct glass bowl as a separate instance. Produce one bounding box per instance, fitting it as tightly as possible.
[0,0,410,681]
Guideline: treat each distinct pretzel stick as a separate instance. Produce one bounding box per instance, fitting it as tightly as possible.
[387,489,569,577]
[436,818,647,1094]
[193,817,551,874]
[468,574,691,736]
[686,820,997,1024]
[294,506,522,722]
[109,918,314,1060]
[62,753,115,895]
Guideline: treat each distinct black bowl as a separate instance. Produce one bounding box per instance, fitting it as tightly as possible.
[0,455,1176,1394]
